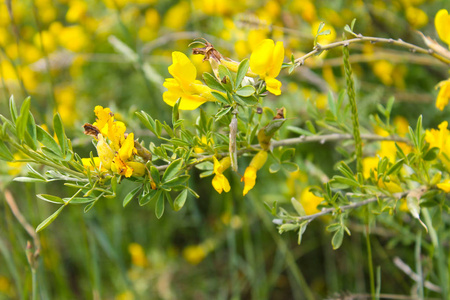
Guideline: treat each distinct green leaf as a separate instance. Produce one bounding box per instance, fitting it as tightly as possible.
[332,175,359,187]
[211,91,231,105]
[25,111,37,150]
[203,72,226,93]
[291,197,306,217]
[139,189,158,206]
[423,147,440,161]
[174,189,188,211]
[281,162,299,173]
[407,196,427,231]
[269,163,281,173]
[0,140,14,161]
[53,113,67,155]
[280,148,295,162]
[332,228,344,249]
[162,175,190,188]
[150,166,160,185]
[350,18,356,31]
[123,186,142,207]
[236,85,256,97]
[386,159,404,176]
[327,92,336,117]
[232,94,258,106]
[287,125,314,136]
[218,65,234,90]
[63,197,96,204]
[316,22,325,35]
[278,223,299,234]
[135,111,157,136]
[14,177,46,183]
[337,162,355,180]
[15,97,30,141]
[162,158,183,182]
[36,205,65,232]
[9,95,18,123]
[36,125,61,156]
[235,58,249,87]
[298,222,308,245]
[155,191,165,219]
[215,106,233,121]
[172,98,180,126]
[37,194,65,204]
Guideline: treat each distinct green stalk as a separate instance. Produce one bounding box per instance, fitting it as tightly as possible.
[342,45,362,174]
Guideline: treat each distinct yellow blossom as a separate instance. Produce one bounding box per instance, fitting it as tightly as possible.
[406,6,428,29]
[241,150,268,196]
[66,0,88,23]
[59,25,88,52]
[128,243,148,267]
[249,39,284,95]
[183,245,206,265]
[163,51,216,110]
[96,134,115,170]
[425,121,450,170]
[299,188,324,215]
[437,179,450,192]
[81,157,105,171]
[212,157,231,194]
[163,1,190,30]
[435,9,450,46]
[7,153,26,176]
[435,79,450,111]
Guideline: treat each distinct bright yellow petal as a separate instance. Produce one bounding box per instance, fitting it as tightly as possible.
[436,80,450,110]
[212,174,230,194]
[249,150,268,170]
[127,161,146,177]
[265,77,282,95]
[168,51,197,83]
[119,133,135,161]
[96,134,114,169]
[437,179,450,192]
[249,39,274,77]
[241,166,257,196]
[267,41,284,78]
[435,9,450,46]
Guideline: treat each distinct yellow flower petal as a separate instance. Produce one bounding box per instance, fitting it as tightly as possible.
[267,41,284,78]
[119,133,135,161]
[437,179,450,192]
[96,134,114,170]
[265,77,282,95]
[212,173,230,194]
[435,9,450,46]
[436,79,450,111]
[168,51,197,86]
[250,39,274,78]
[242,166,257,196]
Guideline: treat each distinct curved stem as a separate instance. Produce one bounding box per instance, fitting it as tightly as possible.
[294,35,450,67]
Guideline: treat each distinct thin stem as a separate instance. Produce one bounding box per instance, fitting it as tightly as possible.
[294,35,450,67]
[343,45,363,174]
[365,218,375,300]
[156,133,408,171]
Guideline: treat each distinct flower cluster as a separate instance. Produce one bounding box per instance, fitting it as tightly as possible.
[83,106,146,177]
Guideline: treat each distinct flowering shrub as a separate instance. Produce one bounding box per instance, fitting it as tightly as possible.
[1,1,450,299]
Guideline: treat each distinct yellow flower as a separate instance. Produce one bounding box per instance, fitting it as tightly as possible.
[249,39,284,95]
[435,9,450,46]
[81,157,105,171]
[183,245,206,265]
[299,188,323,215]
[96,134,115,170]
[112,133,139,178]
[241,150,268,196]
[406,6,428,29]
[436,79,450,111]
[437,179,450,192]
[163,51,216,110]
[128,243,148,267]
[212,157,231,194]
[425,121,450,170]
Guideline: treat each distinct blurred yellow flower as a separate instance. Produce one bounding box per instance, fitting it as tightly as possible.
[212,157,231,194]
[7,153,26,176]
[163,1,190,30]
[249,39,284,95]
[425,121,450,170]
[406,6,428,29]
[435,79,450,111]
[66,0,88,23]
[242,150,268,196]
[128,243,148,267]
[299,188,323,215]
[437,179,450,192]
[435,9,450,46]
[163,51,216,110]
[59,26,88,52]
[55,85,77,126]
[183,245,206,265]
